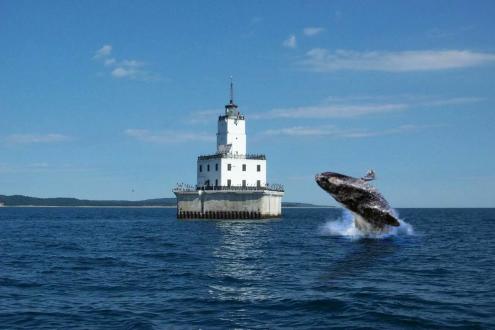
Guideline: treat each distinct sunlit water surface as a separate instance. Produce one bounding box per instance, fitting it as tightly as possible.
[0,208,493,329]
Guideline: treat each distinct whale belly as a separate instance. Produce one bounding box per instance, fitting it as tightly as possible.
[353,213,391,233]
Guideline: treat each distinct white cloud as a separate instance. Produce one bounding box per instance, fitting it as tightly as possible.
[93,44,112,59]
[93,45,158,80]
[111,65,157,80]
[29,162,50,168]
[303,27,325,36]
[104,58,116,66]
[0,162,93,174]
[264,125,337,136]
[4,133,72,145]
[300,49,495,72]
[263,124,428,138]
[243,16,263,38]
[252,96,481,120]
[185,109,220,125]
[426,26,474,39]
[418,97,483,107]
[282,34,297,48]
[323,95,482,105]
[125,129,214,144]
[111,67,136,78]
[250,16,262,26]
[120,59,144,68]
[257,103,407,119]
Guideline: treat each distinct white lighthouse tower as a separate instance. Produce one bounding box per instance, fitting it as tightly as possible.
[174,79,284,219]
[217,79,246,155]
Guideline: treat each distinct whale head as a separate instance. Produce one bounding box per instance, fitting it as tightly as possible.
[315,172,361,202]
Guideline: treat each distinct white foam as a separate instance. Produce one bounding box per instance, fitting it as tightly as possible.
[320,209,414,240]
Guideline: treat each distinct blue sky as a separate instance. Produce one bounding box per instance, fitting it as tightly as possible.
[1,0,494,207]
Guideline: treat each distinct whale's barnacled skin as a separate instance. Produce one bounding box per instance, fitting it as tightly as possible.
[316,172,400,230]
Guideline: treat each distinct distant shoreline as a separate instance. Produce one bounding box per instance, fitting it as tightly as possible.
[0,205,177,208]
[0,205,334,209]
[0,194,331,208]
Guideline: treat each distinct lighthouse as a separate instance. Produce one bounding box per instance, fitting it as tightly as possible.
[174,79,284,219]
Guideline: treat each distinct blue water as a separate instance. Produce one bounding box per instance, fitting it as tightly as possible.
[0,208,494,329]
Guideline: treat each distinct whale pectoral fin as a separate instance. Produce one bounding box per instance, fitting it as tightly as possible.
[384,213,400,227]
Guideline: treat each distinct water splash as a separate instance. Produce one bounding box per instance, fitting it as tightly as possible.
[320,209,414,239]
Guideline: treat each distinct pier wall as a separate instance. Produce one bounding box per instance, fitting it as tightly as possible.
[174,190,283,219]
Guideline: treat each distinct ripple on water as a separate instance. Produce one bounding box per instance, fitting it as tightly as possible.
[0,207,494,329]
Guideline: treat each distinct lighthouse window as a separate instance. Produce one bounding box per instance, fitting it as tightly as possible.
[257,164,261,172]
[199,165,203,172]
[242,164,246,171]
[228,164,232,171]
[215,163,218,171]
[207,164,210,171]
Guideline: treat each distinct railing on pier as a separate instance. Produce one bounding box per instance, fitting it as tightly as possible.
[197,153,266,161]
[173,184,197,192]
[218,114,245,121]
[173,183,284,193]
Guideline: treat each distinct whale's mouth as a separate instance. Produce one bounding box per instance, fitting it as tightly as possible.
[315,173,328,189]
[315,172,342,183]
[315,173,325,182]
[315,172,355,190]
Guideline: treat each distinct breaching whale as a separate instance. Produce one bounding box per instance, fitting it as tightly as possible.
[315,171,400,232]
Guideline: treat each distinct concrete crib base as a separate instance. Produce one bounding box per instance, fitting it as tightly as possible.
[174,189,284,220]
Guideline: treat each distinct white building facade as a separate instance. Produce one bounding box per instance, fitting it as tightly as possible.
[197,156,267,188]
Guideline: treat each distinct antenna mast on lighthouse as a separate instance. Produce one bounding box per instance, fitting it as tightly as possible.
[225,76,238,116]
[229,76,234,104]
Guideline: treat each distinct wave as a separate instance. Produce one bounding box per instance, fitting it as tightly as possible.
[320,209,414,239]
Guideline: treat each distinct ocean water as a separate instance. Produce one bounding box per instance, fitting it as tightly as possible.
[0,208,493,329]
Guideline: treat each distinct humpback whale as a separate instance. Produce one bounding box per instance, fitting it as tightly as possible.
[315,171,400,232]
